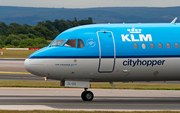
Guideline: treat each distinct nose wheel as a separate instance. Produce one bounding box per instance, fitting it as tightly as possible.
[81,88,94,101]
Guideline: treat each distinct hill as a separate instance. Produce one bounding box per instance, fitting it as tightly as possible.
[0,6,180,25]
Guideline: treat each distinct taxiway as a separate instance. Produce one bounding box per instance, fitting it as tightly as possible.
[0,88,180,111]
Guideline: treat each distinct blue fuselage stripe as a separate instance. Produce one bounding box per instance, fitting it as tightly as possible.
[28,55,180,59]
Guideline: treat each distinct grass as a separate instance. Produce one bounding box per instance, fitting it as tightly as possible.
[0,80,61,88]
[92,82,180,90]
[0,111,179,113]
[47,40,53,43]
[0,80,180,90]
[0,50,36,58]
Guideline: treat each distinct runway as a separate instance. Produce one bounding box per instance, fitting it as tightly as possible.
[0,88,180,111]
[1,60,180,111]
[0,60,52,81]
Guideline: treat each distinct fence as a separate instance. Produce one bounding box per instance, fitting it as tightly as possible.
[0,48,42,50]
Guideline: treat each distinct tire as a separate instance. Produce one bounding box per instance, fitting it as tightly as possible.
[81,91,87,101]
[81,91,94,101]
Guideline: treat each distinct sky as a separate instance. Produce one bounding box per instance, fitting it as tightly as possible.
[0,0,180,8]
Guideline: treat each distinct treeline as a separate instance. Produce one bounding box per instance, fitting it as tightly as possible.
[0,17,93,48]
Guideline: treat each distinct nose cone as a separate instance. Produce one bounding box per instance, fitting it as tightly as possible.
[24,59,45,77]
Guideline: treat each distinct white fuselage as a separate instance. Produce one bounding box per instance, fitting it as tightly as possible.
[24,57,180,82]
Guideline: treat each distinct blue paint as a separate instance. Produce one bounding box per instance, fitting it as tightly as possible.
[27,23,180,59]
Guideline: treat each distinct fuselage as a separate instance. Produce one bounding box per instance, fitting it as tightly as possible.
[24,23,180,82]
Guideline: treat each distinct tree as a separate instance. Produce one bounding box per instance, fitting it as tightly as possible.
[20,39,34,48]
[19,38,49,48]
[53,19,70,33]
[74,17,77,22]
[11,39,20,46]
[0,22,8,35]
[7,23,29,35]
[38,20,59,38]
[0,35,6,42]
[0,39,4,48]
[72,17,79,27]
[5,34,21,45]
[8,23,22,29]
[78,17,94,25]
[30,25,54,40]
[88,17,93,23]
[26,33,36,39]
[18,34,29,39]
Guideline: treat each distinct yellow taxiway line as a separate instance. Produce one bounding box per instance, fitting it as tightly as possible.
[0,71,31,74]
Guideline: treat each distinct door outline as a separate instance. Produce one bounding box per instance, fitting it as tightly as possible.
[97,31,116,73]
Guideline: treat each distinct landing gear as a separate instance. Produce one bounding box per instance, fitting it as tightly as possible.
[81,88,94,101]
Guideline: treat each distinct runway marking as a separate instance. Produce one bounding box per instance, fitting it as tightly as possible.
[0,105,56,110]
[0,77,43,79]
[1,102,180,106]
[0,71,31,74]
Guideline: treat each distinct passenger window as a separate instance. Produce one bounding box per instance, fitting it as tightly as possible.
[142,43,146,49]
[64,39,76,48]
[175,42,179,49]
[166,43,171,49]
[150,43,154,49]
[158,43,163,49]
[78,39,85,48]
[133,43,138,49]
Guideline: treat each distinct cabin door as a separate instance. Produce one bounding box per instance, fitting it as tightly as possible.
[97,31,116,73]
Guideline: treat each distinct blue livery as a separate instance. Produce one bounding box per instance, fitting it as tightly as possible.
[28,23,180,59]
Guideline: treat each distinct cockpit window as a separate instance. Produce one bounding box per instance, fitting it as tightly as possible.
[78,39,84,48]
[63,39,85,48]
[50,39,66,47]
[64,39,76,48]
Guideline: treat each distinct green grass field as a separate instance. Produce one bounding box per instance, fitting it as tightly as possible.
[0,110,179,113]
[0,50,36,58]
[0,80,180,90]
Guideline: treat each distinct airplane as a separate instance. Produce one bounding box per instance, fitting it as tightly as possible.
[24,18,180,101]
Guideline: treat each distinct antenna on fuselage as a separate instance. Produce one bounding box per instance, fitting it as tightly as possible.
[171,17,178,23]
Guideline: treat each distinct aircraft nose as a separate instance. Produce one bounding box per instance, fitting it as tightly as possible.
[24,59,45,77]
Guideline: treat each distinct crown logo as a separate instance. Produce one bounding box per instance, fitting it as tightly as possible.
[127,27,142,33]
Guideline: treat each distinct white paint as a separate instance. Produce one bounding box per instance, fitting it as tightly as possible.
[121,34,131,41]
[139,34,152,41]
[127,28,142,33]
[0,105,56,110]
[6,48,29,50]
[131,34,139,41]
[65,80,90,88]
[122,34,152,42]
